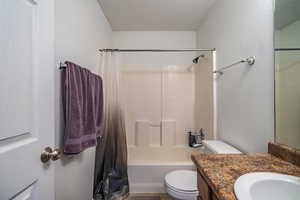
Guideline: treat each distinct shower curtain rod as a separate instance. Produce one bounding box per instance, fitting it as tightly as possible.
[58,48,215,69]
[98,48,216,52]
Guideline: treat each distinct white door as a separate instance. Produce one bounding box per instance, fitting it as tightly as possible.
[0,0,55,199]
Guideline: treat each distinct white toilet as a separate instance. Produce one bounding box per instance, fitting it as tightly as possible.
[164,140,242,200]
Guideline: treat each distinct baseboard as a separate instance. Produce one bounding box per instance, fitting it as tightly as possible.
[130,183,165,194]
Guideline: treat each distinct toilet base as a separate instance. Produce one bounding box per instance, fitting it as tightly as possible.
[165,185,198,200]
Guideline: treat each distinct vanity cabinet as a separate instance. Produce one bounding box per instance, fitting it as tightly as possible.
[197,171,219,200]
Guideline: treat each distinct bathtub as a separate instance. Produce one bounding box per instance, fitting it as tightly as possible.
[128,160,198,193]
[128,161,196,193]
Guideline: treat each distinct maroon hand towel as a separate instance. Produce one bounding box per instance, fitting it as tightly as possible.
[63,61,103,154]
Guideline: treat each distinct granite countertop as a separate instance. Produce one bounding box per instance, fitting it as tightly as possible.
[191,153,300,200]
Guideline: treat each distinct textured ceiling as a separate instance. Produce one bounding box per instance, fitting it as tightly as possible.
[98,0,216,31]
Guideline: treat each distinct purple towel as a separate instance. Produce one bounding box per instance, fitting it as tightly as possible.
[63,61,103,154]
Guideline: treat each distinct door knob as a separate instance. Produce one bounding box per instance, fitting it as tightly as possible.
[40,147,61,163]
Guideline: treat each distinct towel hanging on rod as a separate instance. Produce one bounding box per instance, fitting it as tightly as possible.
[214,56,255,75]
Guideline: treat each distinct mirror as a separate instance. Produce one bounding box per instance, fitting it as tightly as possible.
[275,0,300,148]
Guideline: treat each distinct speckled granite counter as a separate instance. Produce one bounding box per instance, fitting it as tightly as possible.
[191,153,300,200]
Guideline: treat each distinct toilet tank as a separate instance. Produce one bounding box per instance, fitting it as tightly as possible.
[202,140,242,154]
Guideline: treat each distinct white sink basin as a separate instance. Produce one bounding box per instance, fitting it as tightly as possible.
[234,172,300,200]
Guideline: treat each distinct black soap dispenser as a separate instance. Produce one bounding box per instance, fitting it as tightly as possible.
[188,131,195,148]
[199,128,205,142]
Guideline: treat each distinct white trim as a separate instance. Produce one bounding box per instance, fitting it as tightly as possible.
[212,51,218,140]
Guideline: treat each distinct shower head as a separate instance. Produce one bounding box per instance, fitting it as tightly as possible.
[192,54,205,64]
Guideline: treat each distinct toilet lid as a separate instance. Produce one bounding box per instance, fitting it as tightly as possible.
[165,170,198,192]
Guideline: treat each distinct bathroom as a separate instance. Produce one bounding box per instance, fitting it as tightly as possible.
[1,0,300,200]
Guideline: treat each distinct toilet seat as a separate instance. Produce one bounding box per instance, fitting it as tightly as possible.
[165,170,199,200]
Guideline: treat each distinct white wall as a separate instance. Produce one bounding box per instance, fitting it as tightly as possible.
[54,1,112,200]
[197,0,274,153]
[113,31,197,67]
